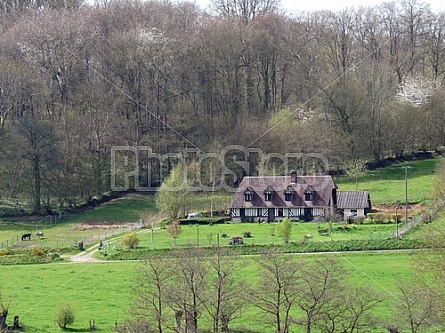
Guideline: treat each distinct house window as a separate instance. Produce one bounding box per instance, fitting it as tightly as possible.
[257,208,263,216]
[244,189,252,202]
[264,190,273,201]
[304,189,313,201]
[284,188,293,202]
[277,208,284,217]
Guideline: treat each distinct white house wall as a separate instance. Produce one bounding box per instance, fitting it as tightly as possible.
[343,208,365,219]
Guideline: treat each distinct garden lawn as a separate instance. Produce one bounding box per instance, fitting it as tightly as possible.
[128,221,398,250]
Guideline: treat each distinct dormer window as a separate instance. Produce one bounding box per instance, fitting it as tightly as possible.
[244,189,253,202]
[284,187,293,202]
[264,187,273,202]
[304,188,313,201]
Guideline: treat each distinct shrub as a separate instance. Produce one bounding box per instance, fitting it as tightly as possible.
[374,213,385,223]
[270,226,275,236]
[354,216,365,224]
[56,302,75,329]
[31,247,46,256]
[277,217,293,243]
[365,212,393,224]
[367,213,376,223]
[121,233,140,249]
[391,213,402,223]
[243,231,252,238]
[207,232,213,244]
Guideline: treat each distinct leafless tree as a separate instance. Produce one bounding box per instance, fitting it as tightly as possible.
[393,281,442,333]
[14,116,58,213]
[0,291,10,331]
[295,256,346,333]
[247,250,301,333]
[127,257,172,333]
[201,243,244,333]
[211,0,280,23]
[167,248,210,333]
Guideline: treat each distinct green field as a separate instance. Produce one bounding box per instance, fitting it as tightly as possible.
[335,158,441,205]
[0,251,416,333]
[124,221,398,250]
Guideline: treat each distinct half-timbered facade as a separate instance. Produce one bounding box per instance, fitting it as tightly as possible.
[229,171,338,222]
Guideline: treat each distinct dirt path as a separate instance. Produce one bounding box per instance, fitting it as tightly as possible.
[70,244,103,263]
[68,225,156,263]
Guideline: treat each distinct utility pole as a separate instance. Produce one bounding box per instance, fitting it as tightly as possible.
[402,166,412,228]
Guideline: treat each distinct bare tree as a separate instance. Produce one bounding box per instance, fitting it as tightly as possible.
[167,248,210,333]
[338,286,382,333]
[167,220,183,247]
[14,116,58,213]
[247,251,301,333]
[0,291,8,331]
[393,281,442,333]
[201,242,244,333]
[211,0,280,23]
[295,256,346,333]
[128,257,171,333]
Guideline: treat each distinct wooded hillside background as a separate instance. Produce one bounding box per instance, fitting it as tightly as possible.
[0,0,444,212]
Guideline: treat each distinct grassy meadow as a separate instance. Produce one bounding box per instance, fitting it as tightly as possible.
[124,221,398,250]
[0,251,416,333]
[335,158,441,205]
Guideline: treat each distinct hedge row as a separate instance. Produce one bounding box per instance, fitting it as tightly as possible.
[0,252,62,265]
[177,216,231,225]
[103,238,425,261]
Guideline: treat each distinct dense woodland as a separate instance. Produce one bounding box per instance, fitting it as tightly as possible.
[0,0,445,212]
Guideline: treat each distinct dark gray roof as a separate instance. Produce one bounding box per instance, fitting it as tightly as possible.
[337,191,371,209]
[228,175,337,209]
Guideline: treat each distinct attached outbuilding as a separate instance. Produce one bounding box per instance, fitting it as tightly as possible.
[336,191,372,220]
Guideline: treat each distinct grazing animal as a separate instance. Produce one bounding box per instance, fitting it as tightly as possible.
[36,232,44,238]
[21,233,31,241]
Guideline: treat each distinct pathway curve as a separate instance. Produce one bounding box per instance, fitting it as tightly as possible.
[68,221,160,263]
[70,244,103,263]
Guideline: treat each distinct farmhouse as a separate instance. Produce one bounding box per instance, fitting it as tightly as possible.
[228,171,371,222]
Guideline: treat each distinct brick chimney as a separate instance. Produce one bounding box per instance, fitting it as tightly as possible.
[291,170,297,184]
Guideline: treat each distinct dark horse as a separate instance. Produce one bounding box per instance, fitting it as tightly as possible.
[21,233,31,241]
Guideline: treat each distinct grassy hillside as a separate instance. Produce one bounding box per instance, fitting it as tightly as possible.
[0,194,158,250]
[334,158,441,205]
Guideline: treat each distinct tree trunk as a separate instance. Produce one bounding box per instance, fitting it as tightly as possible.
[220,314,229,333]
[175,310,183,331]
[0,308,8,331]
[13,315,19,329]
[33,154,41,213]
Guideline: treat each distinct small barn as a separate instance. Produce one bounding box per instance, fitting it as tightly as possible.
[336,191,372,220]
